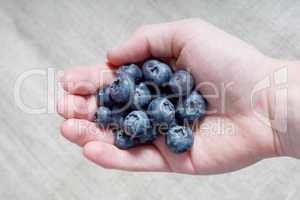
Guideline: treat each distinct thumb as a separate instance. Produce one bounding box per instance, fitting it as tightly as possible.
[107,22,182,66]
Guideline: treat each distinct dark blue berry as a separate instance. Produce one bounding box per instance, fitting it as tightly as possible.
[142,59,173,86]
[94,59,207,152]
[165,126,194,153]
[110,115,123,130]
[123,111,151,138]
[139,128,158,144]
[117,64,142,83]
[176,91,207,123]
[110,75,135,104]
[169,69,194,96]
[109,104,131,130]
[110,115,124,131]
[114,129,137,150]
[95,106,112,127]
[147,97,175,124]
[132,83,151,109]
[96,85,113,107]
[111,104,128,117]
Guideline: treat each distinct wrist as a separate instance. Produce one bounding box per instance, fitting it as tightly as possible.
[266,58,300,158]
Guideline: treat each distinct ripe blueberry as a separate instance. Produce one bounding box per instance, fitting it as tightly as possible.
[123,111,151,138]
[169,69,194,96]
[111,104,128,117]
[109,105,127,130]
[96,85,113,107]
[110,115,124,131]
[117,64,142,83]
[147,97,175,124]
[142,59,173,86]
[165,126,194,153]
[176,91,207,123]
[139,128,158,144]
[94,58,208,153]
[132,83,151,109]
[114,129,137,150]
[110,75,135,104]
[95,106,112,127]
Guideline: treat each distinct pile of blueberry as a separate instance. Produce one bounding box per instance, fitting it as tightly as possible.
[95,59,207,154]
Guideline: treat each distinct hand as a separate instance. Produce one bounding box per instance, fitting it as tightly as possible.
[58,19,281,174]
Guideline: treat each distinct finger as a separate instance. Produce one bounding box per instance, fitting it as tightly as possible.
[57,94,97,121]
[60,119,113,147]
[107,22,180,66]
[83,141,170,172]
[59,64,115,95]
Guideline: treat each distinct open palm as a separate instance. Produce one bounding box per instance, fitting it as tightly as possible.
[58,19,278,174]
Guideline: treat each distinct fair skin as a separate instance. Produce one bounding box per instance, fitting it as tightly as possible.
[57,19,300,174]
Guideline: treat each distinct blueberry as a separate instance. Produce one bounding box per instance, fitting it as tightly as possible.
[111,104,128,117]
[114,129,138,150]
[142,59,172,86]
[109,111,122,130]
[123,111,151,138]
[110,75,135,104]
[176,91,207,123]
[147,97,175,124]
[132,83,151,109]
[169,69,194,96]
[139,128,158,144]
[95,106,112,127]
[110,115,124,131]
[117,64,142,83]
[110,104,131,129]
[96,85,113,107]
[165,126,194,153]
[94,60,204,153]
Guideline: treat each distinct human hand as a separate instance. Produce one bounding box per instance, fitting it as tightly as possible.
[58,19,281,174]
